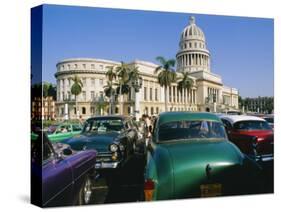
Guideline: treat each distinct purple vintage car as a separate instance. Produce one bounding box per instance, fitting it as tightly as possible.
[31,132,97,207]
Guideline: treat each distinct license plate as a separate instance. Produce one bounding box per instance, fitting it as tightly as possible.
[200,183,222,197]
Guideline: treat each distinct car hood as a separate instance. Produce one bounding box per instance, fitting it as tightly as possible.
[62,131,120,152]
[158,139,256,197]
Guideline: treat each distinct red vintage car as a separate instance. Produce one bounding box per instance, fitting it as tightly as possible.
[220,115,273,158]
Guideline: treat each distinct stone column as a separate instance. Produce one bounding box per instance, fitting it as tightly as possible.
[135,91,141,120]
[170,86,173,105]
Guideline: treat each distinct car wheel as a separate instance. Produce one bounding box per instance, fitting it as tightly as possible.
[78,174,93,205]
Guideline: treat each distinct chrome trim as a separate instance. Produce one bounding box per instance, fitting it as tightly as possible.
[95,161,119,169]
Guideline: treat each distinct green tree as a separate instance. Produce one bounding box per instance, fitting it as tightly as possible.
[154,56,176,112]
[177,71,194,110]
[105,66,117,114]
[71,75,83,119]
[115,62,130,115]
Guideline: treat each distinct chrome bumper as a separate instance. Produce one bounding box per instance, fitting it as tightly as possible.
[95,161,119,169]
[256,154,274,162]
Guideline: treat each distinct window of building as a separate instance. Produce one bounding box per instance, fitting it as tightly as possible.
[91,64,95,69]
[145,107,148,115]
[74,107,76,115]
[61,65,64,71]
[184,43,187,49]
[91,91,95,101]
[74,64,78,69]
[99,79,103,86]
[90,107,95,114]
[155,88,158,101]
[82,107,86,114]
[195,42,197,48]
[67,91,70,100]
[128,107,131,115]
[151,107,154,115]
[83,64,86,69]
[150,88,153,101]
[68,78,71,86]
[156,107,159,114]
[61,108,64,115]
[189,43,192,48]
[144,87,147,101]
[68,64,71,70]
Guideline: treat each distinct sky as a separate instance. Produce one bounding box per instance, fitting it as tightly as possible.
[38,4,274,98]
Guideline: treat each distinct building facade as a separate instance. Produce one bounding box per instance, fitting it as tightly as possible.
[55,16,239,120]
[32,96,56,120]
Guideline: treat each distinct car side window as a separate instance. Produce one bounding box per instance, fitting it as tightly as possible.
[72,124,82,132]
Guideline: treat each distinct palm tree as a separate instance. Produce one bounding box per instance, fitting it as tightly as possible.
[177,71,194,110]
[105,66,117,114]
[154,56,176,112]
[115,62,130,115]
[71,75,83,119]
[128,65,142,116]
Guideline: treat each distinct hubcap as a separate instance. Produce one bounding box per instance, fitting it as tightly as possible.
[83,178,92,204]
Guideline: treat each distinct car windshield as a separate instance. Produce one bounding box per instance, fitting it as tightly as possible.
[158,120,226,142]
[83,118,124,133]
[263,117,273,124]
[234,121,271,130]
[46,125,58,134]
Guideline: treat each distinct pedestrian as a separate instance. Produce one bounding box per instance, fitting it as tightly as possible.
[79,115,84,126]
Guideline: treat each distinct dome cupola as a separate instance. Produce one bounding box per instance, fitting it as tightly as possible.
[181,16,205,42]
[176,16,211,73]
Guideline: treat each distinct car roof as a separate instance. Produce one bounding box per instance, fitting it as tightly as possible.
[220,115,266,125]
[86,115,128,121]
[158,112,221,125]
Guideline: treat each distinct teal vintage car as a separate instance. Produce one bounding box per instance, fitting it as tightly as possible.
[47,123,82,143]
[144,112,263,201]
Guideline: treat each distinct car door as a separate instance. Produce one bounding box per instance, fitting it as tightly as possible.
[42,139,74,207]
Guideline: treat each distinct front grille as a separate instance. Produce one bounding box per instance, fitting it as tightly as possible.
[96,152,112,162]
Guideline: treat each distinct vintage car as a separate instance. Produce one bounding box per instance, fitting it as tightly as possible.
[31,132,97,207]
[144,112,263,201]
[47,123,82,143]
[220,115,273,157]
[61,115,144,170]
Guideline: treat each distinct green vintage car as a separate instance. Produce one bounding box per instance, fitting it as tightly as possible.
[144,112,263,201]
[47,123,82,143]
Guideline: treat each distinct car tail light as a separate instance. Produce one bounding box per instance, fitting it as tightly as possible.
[144,179,155,201]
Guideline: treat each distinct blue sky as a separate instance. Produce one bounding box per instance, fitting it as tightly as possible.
[40,4,274,98]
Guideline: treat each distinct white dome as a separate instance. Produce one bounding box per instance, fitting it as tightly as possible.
[181,16,205,42]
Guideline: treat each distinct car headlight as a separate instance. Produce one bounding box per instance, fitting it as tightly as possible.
[109,143,118,152]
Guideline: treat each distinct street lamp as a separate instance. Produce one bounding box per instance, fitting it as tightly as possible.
[132,76,143,119]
